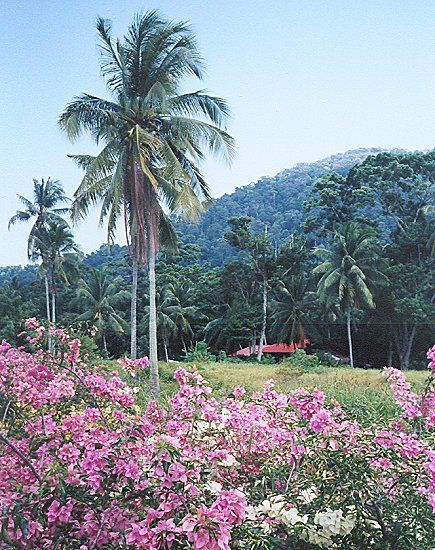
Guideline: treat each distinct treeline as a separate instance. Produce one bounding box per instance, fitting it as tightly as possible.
[2,150,433,369]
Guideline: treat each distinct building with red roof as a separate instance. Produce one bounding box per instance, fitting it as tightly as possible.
[229,339,310,359]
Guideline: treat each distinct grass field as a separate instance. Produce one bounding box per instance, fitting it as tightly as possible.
[109,359,428,424]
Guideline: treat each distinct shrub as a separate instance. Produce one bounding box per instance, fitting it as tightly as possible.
[0,320,433,548]
[217,350,227,362]
[314,351,348,369]
[278,349,324,378]
[74,331,101,362]
[184,341,216,362]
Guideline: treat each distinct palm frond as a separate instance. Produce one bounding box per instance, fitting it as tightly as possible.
[159,211,178,253]
[68,154,97,170]
[96,16,127,92]
[59,94,119,142]
[8,211,31,229]
[170,91,231,128]
[169,116,235,163]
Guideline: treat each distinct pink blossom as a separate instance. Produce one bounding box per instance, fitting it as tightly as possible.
[233,385,246,398]
[47,500,73,524]
[0,330,433,547]
[427,346,435,371]
[118,356,150,377]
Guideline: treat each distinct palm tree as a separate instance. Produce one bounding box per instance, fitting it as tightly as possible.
[32,221,81,326]
[167,282,201,351]
[77,268,128,353]
[59,12,233,396]
[145,284,199,361]
[225,218,274,361]
[317,299,339,342]
[270,275,317,347]
[157,289,178,363]
[8,178,69,322]
[313,222,386,367]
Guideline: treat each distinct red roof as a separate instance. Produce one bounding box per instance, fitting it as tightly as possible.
[230,340,310,357]
[231,346,256,357]
[263,340,310,354]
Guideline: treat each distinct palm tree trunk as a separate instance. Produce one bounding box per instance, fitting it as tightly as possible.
[51,292,56,326]
[387,322,393,367]
[44,275,51,323]
[102,333,108,355]
[257,278,268,362]
[50,291,56,355]
[250,330,256,355]
[387,339,393,367]
[163,339,169,362]
[44,274,52,353]
[402,323,416,371]
[148,229,160,398]
[130,257,138,360]
[346,309,354,368]
[393,321,417,371]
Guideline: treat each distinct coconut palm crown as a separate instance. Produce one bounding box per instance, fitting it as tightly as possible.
[8,178,69,258]
[77,268,128,354]
[32,220,82,327]
[271,274,318,346]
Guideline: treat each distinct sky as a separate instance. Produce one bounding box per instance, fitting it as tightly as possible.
[1,0,434,266]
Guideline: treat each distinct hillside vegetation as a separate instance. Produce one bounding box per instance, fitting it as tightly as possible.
[177,148,385,264]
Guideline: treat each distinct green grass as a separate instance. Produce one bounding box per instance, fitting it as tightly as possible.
[104,359,428,424]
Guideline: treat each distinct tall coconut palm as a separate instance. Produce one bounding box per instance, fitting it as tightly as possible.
[313,222,386,367]
[32,221,81,326]
[77,268,128,353]
[270,275,317,347]
[8,178,69,322]
[59,12,233,396]
[225,217,274,361]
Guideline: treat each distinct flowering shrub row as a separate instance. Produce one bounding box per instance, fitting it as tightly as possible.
[0,320,433,548]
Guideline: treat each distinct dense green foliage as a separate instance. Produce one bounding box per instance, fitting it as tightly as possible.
[176,147,386,264]
[2,149,434,369]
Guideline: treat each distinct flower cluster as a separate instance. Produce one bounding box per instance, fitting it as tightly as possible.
[383,349,435,515]
[427,345,435,371]
[385,351,435,429]
[306,507,356,547]
[118,356,150,377]
[0,323,433,548]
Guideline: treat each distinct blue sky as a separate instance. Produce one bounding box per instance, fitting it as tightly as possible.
[1,0,434,265]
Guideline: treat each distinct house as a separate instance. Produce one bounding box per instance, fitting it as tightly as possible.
[230,339,311,360]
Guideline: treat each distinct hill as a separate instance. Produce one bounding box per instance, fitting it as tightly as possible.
[177,147,385,264]
[0,147,384,285]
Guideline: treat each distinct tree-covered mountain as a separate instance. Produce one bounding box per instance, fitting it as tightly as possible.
[177,147,386,264]
[0,264,39,287]
[1,148,382,284]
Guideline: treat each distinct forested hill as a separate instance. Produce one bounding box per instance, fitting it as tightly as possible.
[0,147,385,285]
[177,147,385,265]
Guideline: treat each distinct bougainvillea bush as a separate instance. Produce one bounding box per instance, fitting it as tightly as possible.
[0,320,434,549]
